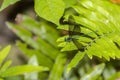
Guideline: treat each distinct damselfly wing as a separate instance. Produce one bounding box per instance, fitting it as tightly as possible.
[62,15,97,51]
[65,15,84,51]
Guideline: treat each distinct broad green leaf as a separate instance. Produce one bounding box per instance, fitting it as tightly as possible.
[34,0,65,25]
[0,0,19,11]
[63,0,77,8]
[0,45,11,64]
[81,63,105,80]
[48,53,67,80]
[67,51,85,73]
[0,65,49,77]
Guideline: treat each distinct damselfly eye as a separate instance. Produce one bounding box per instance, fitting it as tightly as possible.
[110,0,120,4]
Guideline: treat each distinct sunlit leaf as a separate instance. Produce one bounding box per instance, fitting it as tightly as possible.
[48,53,67,80]
[58,0,120,62]
[0,45,11,64]
[67,52,85,73]
[63,0,77,8]
[0,60,12,74]
[0,65,49,77]
[34,0,65,25]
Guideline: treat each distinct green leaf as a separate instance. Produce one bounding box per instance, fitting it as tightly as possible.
[58,0,120,62]
[103,66,116,80]
[108,72,120,80]
[81,63,105,80]
[34,0,65,25]
[0,60,12,74]
[35,38,59,59]
[63,0,77,8]
[48,53,67,80]
[0,0,19,11]
[0,78,4,80]
[19,15,59,48]
[67,51,85,73]
[0,45,11,64]
[7,22,58,60]
[24,56,39,80]
[16,41,54,68]
[6,22,35,48]
[0,65,49,77]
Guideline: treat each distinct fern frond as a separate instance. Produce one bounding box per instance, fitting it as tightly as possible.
[58,0,120,72]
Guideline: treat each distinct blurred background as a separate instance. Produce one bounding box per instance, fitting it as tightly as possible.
[1,0,120,80]
[0,0,34,65]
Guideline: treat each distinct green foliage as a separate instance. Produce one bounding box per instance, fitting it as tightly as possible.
[67,52,85,73]
[0,45,11,64]
[48,53,67,80]
[0,65,48,77]
[1,0,120,80]
[34,0,65,25]
[0,46,47,80]
[0,0,19,11]
[80,63,105,80]
[58,0,120,72]
[63,0,77,8]
[6,14,66,80]
[108,72,120,80]
[63,57,105,80]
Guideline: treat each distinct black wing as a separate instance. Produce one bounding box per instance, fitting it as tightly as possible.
[68,16,81,37]
[68,16,84,51]
[72,25,84,51]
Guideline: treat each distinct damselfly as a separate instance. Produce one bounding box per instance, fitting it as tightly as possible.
[60,15,97,51]
[63,15,84,51]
